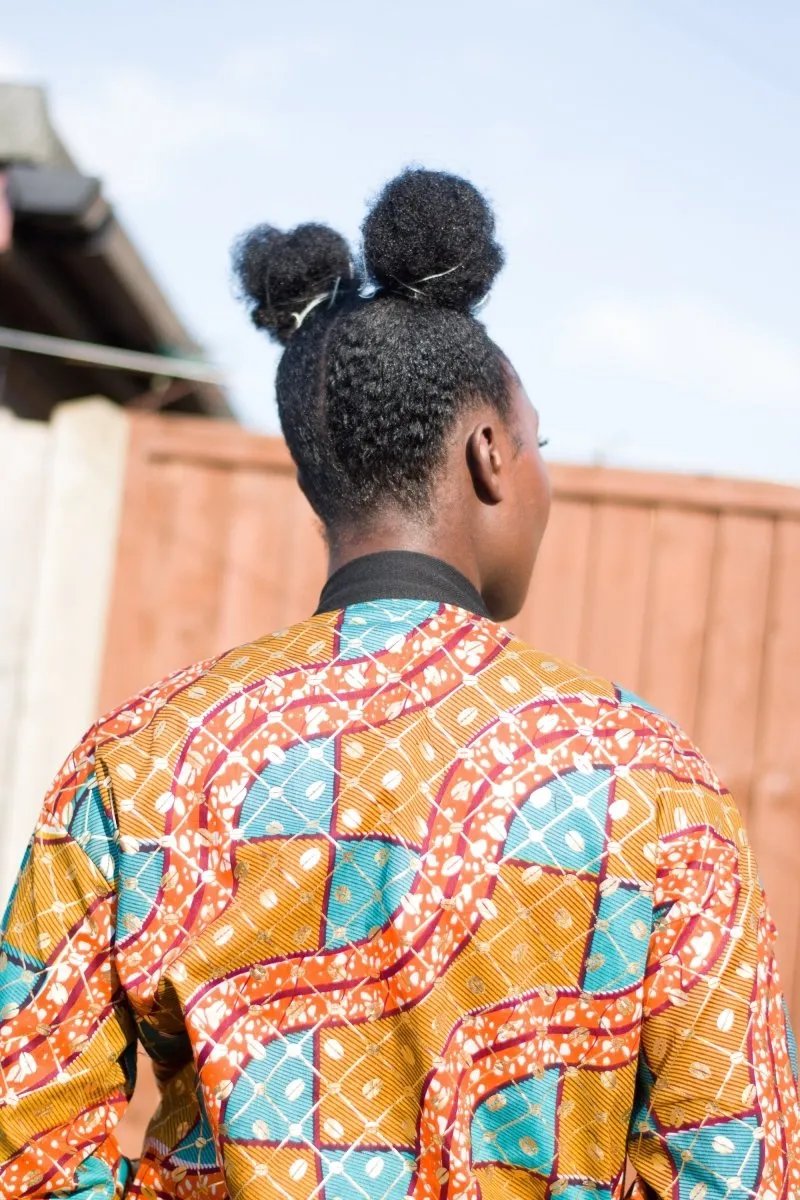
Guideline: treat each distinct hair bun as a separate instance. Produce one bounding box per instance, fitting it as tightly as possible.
[232,222,354,345]
[361,168,504,312]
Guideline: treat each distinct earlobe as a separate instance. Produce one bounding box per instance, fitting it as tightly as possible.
[466,423,504,505]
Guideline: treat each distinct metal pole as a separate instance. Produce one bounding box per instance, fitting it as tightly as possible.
[0,325,226,386]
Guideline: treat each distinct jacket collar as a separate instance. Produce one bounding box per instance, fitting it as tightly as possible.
[316,551,489,618]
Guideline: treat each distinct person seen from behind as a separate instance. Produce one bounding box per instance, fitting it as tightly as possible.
[1,168,798,1200]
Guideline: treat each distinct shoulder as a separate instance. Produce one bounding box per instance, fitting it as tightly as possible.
[498,633,663,720]
[92,613,342,802]
[498,633,731,803]
[499,638,747,872]
[38,655,219,832]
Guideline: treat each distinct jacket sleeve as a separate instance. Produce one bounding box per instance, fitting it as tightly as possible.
[628,733,800,1200]
[0,739,136,1199]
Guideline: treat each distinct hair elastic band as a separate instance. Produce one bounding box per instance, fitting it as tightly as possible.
[416,262,465,284]
[291,275,345,329]
[394,261,465,299]
[291,292,331,329]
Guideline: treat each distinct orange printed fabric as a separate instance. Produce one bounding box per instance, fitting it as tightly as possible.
[1,600,798,1199]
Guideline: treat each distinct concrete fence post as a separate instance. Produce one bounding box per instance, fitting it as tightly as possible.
[0,399,129,907]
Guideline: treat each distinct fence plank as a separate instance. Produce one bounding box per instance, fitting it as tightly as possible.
[277,478,328,626]
[99,417,175,711]
[693,513,774,820]
[578,502,654,689]
[749,518,800,1026]
[217,466,284,650]
[517,498,594,662]
[148,458,233,681]
[552,463,800,517]
[243,471,313,635]
[638,507,717,732]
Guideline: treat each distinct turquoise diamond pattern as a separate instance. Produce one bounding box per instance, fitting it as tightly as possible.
[0,945,46,1011]
[321,1149,415,1199]
[505,768,612,875]
[118,848,165,930]
[471,1069,559,1173]
[583,884,653,992]
[226,1028,316,1145]
[615,686,665,719]
[784,999,798,1082]
[241,736,338,839]
[324,837,417,948]
[666,1116,761,1200]
[67,778,118,879]
[337,600,439,661]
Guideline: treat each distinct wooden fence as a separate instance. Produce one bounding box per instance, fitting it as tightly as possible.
[100,410,800,1010]
[2,401,799,1158]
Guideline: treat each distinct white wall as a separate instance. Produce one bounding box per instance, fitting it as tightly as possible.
[0,400,129,909]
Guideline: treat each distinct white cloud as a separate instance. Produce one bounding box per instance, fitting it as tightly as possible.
[559,296,800,412]
[0,39,33,81]
[55,63,276,203]
[51,35,343,206]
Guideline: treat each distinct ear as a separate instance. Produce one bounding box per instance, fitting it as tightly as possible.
[466,421,504,505]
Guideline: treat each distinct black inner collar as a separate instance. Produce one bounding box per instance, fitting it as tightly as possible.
[315,551,489,619]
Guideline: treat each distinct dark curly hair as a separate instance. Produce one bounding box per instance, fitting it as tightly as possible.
[232,168,511,533]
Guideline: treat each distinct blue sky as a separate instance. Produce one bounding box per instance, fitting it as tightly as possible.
[3,1,799,483]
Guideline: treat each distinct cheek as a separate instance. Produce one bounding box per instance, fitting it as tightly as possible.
[501,456,550,597]
[524,455,552,540]
[537,462,553,527]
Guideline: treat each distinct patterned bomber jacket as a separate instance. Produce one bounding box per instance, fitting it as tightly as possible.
[1,583,798,1199]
